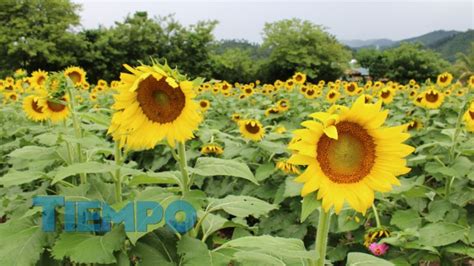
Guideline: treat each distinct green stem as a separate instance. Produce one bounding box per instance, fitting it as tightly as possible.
[445,99,467,199]
[371,203,382,228]
[315,209,331,266]
[65,82,87,184]
[177,142,190,195]
[114,142,123,203]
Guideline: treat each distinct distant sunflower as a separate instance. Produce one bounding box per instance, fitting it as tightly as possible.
[463,103,474,132]
[201,143,224,155]
[469,75,474,89]
[421,88,444,109]
[64,66,87,86]
[108,63,202,149]
[40,95,70,122]
[231,113,242,122]
[274,125,287,134]
[344,82,358,96]
[30,70,48,89]
[288,96,414,213]
[238,94,247,100]
[404,120,423,131]
[239,119,265,141]
[378,88,394,104]
[363,94,373,104]
[199,99,210,111]
[276,160,300,174]
[436,72,453,87]
[243,86,254,96]
[265,107,280,116]
[276,99,290,112]
[293,72,306,85]
[408,89,418,99]
[23,95,49,121]
[326,89,340,103]
[304,88,318,99]
[4,91,19,102]
[285,79,295,91]
[455,88,467,97]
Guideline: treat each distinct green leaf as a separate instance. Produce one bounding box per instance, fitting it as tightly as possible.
[301,194,320,222]
[131,228,179,266]
[390,209,422,229]
[200,212,229,240]
[52,226,126,264]
[255,162,276,181]
[216,235,316,264]
[0,219,48,266]
[346,252,394,266]
[208,195,277,218]
[418,222,468,247]
[192,157,258,184]
[0,170,45,187]
[443,243,474,258]
[128,171,181,186]
[52,162,116,184]
[425,199,451,223]
[8,145,54,159]
[283,177,303,198]
[177,236,229,266]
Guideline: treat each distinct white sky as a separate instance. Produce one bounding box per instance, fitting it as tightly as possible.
[73,0,474,42]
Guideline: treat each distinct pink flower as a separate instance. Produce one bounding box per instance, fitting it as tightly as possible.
[368,242,389,256]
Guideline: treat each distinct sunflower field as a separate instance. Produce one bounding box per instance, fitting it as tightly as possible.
[0,64,473,266]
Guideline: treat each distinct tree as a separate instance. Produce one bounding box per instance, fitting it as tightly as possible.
[0,0,82,75]
[451,42,474,79]
[260,19,351,82]
[354,48,390,80]
[210,48,260,83]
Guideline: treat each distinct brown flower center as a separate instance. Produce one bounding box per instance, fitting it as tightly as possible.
[200,101,208,108]
[245,122,260,134]
[329,92,335,98]
[136,75,185,124]
[68,71,82,84]
[381,90,390,99]
[316,121,376,184]
[347,84,355,92]
[31,99,43,113]
[37,76,45,86]
[425,91,439,103]
[469,110,474,120]
[440,76,448,83]
[47,99,66,112]
[306,89,314,96]
[9,94,17,100]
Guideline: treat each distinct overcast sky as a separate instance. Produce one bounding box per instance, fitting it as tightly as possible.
[73,0,473,42]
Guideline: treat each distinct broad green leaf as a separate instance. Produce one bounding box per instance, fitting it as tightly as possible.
[425,199,451,223]
[255,162,276,181]
[0,170,45,187]
[52,162,116,184]
[418,222,468,247]
[177,236,229,266]
[131,228,179,266]
[301,194,320,222]
[192,157,258,184]
[208,195,277,218]
[128,171,181,186]
[0,219,48,266]
[8,145,54,159]
[443,243,474,258]
[52,226,126,264]
[283,177,303,198]
[200,212,229,240]
[346,252,394,266]
[390,209,422,229]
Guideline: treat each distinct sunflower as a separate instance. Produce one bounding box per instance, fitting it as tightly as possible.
[288,95,414,214]
[64,66,87,86]
[436,72,453,87]
[325,89,340,104]
[4,91,19,102]
[276,160,300,174]
[238,94,247,100]
[285,79,295,91]
[231,113,242,122]
[455,88,467,97]
[243,86,254,96]
[40,95,70,122]
[293,72,306,85]
[201,143,224,155]
[274,125,287,134]
[378,88,394,104]
[265,107,280,116]
[199,100,210,111]
[239,119,265,141]
[363,94,373,104]
[108,63,202,149]
[344,82,359,96]
[304,87,318,99]
[22,95,49,121]
[30,70,48,89]
[421,88,444,109]
[408,89,418,99]
[89,92,98,102]
[276,99,290,112]
[463,103,474,132]
[404,120,423,131]
[469,75,474,89]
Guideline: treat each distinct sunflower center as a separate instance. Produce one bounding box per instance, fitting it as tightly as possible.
[329,92,335,98]
[31,100,43,113]
[307,89,314,96]
[47,100,66,112]
[10,94,17,100]
[425,92,438,103]
[136,75,185,124]
[440,76,447,83]
[245,123,260,134]
[381,91,390,98]
[347,84,355,92]
[68,71,82,84]
[37,76,45,86]
[316,121,376,183]
[200,101,208,108]
[295,75,303,82]
[469,110,474,120]
[407,121,417,130]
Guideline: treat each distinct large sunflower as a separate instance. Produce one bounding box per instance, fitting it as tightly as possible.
[39,95,70,122]
[288,96,414,213]
[64,66,87,86]
[30,70,48,89]
[239,119,265,141]
[23,95,49,122]
[108,63,202,150]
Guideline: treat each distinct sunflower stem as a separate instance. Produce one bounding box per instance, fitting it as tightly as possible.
[315,209,331,266]
[371,203,382,228]
[114,142,123,203]
[177,142,190,195]
[445,99,467,199]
